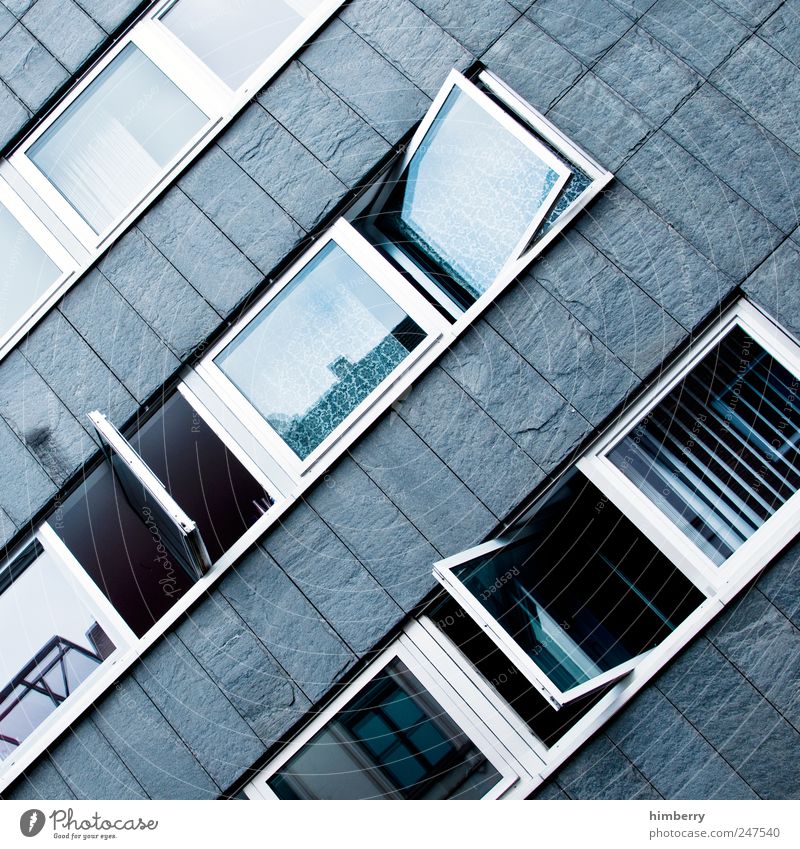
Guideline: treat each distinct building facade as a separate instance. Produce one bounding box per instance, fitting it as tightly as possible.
[0,0,799,800]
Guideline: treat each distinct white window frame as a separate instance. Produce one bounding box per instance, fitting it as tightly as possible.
[195,218,450,485]
[245,620,545,800]
[578,299,800,599]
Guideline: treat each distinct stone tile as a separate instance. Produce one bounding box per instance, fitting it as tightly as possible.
[711,36,800,155]
[99,228,220,360]
[0,413,57,524]
[757,537,800,631]
[411,0,519,56]
[341,0,473,98]
[2,757,75,800]
[179,144,305,274]
[486,272,640,425]
[305,457,441,612]
[0,349,92,485]
[219,544,356,703]
[742,236,800,339]
[608,0,658,18]
[715,0,783,29]
[0,2,14,37]
[665,84,800,233]
[263,503,404,654]
[0,505,16,549]
[640,0,749,76]
[757,0,800,67]
[21,309,137,433]
[0,22,68,111]
[576,183,735,329]
[137,188,262,317]
[529,229,687,377]
[1,0,35,15]
[73,0,141,33]
[441,321,592,472]
[0,78,30,149]
[92,677,220,799]
[22,0,104,73]
[350,412,497,556]
[546,71,652,170]
[300,17,430,144]
[595,26,700,124]
[59,269,180,403]
[529,780,570,800]
[219,103,347,232]
[132,634,265,791]
[619,129,783,279]
[481,14,586,112]
[527,0,634,65]
[257,61,391,189]
[395,366,545,517]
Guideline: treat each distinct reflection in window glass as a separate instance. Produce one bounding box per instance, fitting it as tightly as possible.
[28,44,207,234]
[215,242,426,460]
[377,88,562,306]
[268,659,502,799]
[0,203,60,340]
[0,544,113,760]
[452,475,703,695]
[162,0,322,89]
[609,326,800,565]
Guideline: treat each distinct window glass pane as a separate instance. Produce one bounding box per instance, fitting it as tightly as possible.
[162,0,323,89]
[451,475,704,695]
[0,544,113,759]
[267,659,502,799]
[608,326,800,565]
[28,44,207,234]
[215,241,426,460]
[0,202,60,339]
[376,87,562,306]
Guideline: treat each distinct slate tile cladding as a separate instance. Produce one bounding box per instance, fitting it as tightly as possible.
[0,0,146,151]
[3,0,800,800]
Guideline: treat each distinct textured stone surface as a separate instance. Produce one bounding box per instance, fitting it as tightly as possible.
[21,309,137,432]
[176,593,311,748]
[527,0,633,65]
[1,757,75,800]
[132,634,264,791]
[757,537,800,631]
[263,503,404,654]
[219,544,355,703]
[640,0,748,76]
[0,22,68,110]
[137,188,262,317]
[0,3,14,38]
[219,103,347,232]
[300,17,430,144]
[530,780,570,800]
[0,505,15,549]
[665,84,800,233]
[758,0,800,66]
[91,677,220,800]
[395,365,545,517]
[341,0,473,98]
[619,130,783,279]
[481,14,585,112]
[576,183,735,328]
[554,733,662,799]
[711,36,800,155]
[742,236,800,339]
[595,26,700,124]
[714,0,783,28]
[257,61,391,189]
[0,78,29,148]
[99,228,220,360]
[59,269,180,404]
[304,457,441,612]
[529,229,687,377]
[0,349,91,485]
[0,413,56,524]
[546,71,651,170]
[609,0,658,17]
[22,0,104,73]
[441,321,593,472]
[1,0,35,15]
[73,0,142,33]
[411,0,519,56]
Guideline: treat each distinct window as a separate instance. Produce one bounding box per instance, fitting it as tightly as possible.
[246,623,542,800]
[354,69,611,318]
[160,0,329,90]
[578,300,800,594]
[198,220,448,477]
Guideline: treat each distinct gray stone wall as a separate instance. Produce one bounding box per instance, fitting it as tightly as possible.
[2,0,799,800]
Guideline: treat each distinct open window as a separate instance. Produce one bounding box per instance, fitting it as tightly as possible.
[434,472,705,709]
[353,69,611,319]
[197,219,448,479]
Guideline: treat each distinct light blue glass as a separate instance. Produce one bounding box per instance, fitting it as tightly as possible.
[215,242,425,460]
[0,203,60,339]
[29,44,207,233]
